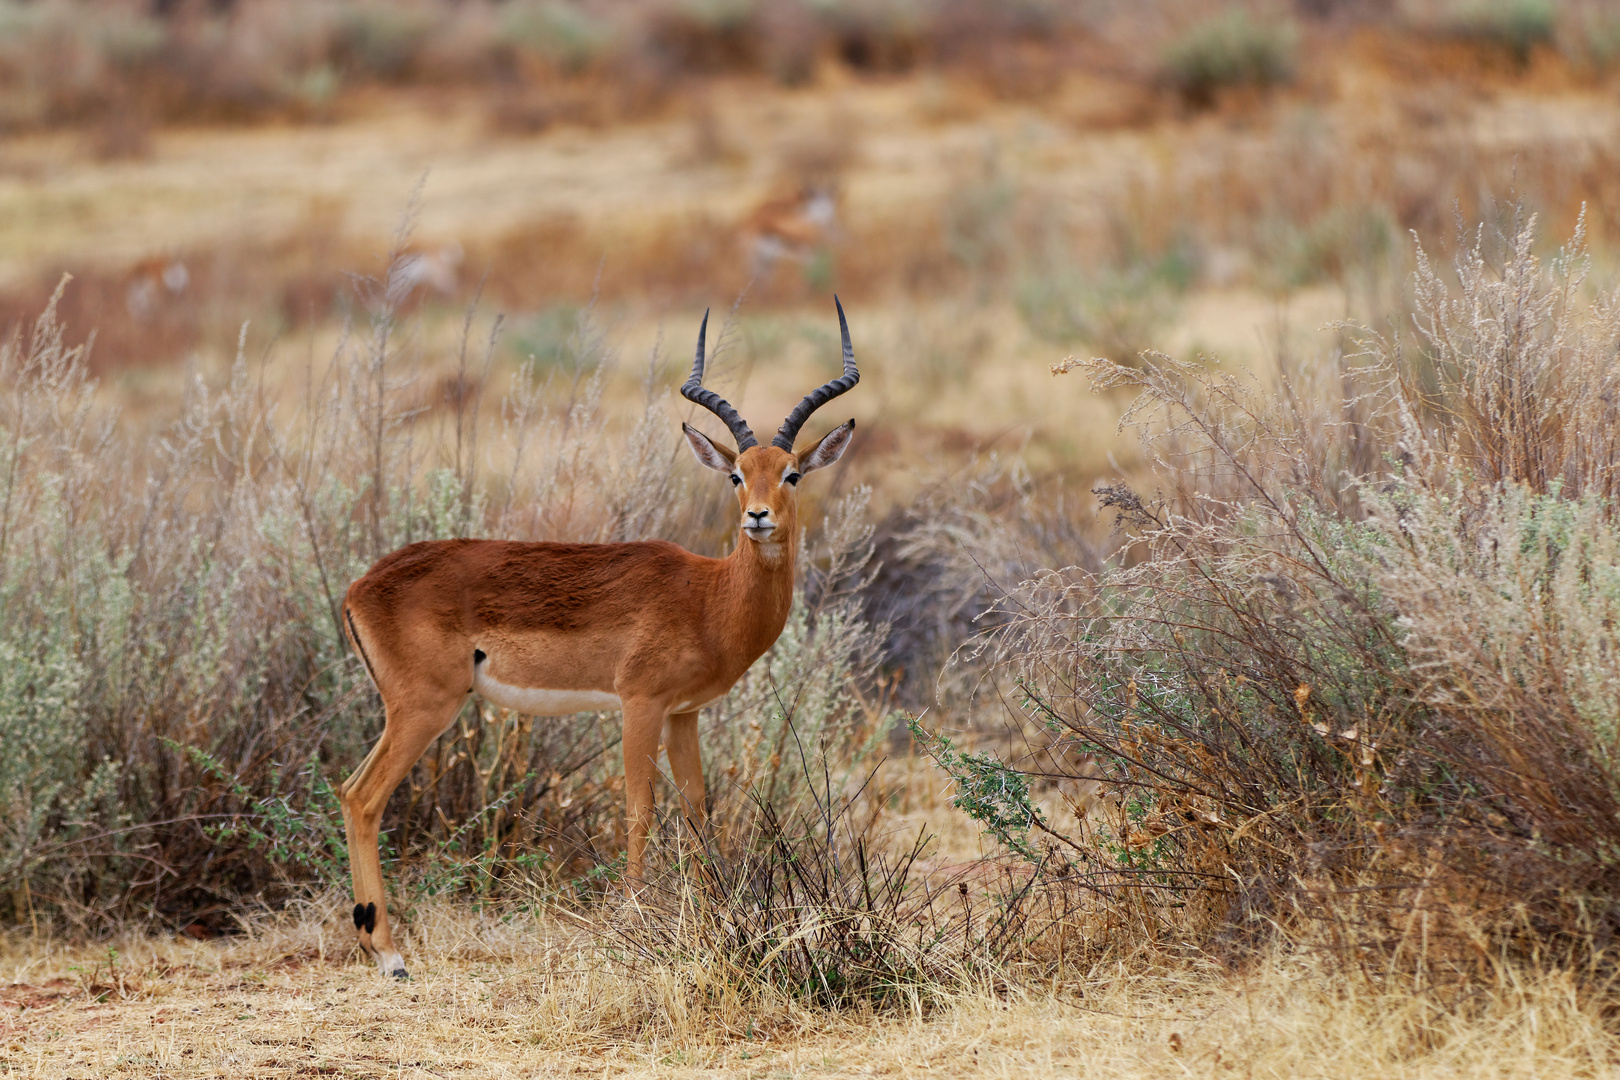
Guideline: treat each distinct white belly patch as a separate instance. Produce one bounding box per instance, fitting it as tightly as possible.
[472,669,621,716]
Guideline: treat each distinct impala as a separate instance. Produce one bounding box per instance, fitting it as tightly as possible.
[742,182,838,276]
[339,300,860,977]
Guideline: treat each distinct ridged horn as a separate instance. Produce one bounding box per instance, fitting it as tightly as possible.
[772,296,859,451]
[681,309,757,451]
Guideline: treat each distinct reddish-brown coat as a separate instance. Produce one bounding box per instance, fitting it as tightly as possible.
[343,530,796,706]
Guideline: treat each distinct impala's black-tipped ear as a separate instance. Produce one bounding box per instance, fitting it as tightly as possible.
[798,419,854,474]
[683,421,738,473]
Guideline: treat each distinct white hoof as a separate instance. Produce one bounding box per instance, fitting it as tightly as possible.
[376,950,408,979]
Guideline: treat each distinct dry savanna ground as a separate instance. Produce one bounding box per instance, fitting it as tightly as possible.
[5,752,1619,1080]
[5,899,1620,1080]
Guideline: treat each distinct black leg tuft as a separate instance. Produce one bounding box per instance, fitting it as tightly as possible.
[363,901,377,934]
[353,903,366,931]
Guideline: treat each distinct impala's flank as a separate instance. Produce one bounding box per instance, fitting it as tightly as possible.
[338,300,860,978]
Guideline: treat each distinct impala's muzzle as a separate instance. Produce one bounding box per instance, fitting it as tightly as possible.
[743,507,776,541]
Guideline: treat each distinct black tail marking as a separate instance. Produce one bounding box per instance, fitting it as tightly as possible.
[345,606,381,691]
[473,649,486,664]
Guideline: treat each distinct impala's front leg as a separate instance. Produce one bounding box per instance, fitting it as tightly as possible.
[620,698,669,886]
[664,709,708,844]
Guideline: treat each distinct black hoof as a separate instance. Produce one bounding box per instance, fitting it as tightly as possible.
[390,968,409,979]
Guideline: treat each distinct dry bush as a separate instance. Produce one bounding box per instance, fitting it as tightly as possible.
[610,746,1058,1013]
[1418,0,1558,66]
[1006,72,1620,318]
[1160,10,1299,109]
[865,454,1103,709]
[0,222,889,932]
[915,211,1620,970]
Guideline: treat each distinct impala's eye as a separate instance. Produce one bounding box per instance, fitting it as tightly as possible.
[730,473,743,486]
[785,472,802,486]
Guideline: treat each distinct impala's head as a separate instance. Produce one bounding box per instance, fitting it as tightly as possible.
[681,298,858,552]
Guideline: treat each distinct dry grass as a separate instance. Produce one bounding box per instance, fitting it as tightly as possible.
[4,898,1619,1079]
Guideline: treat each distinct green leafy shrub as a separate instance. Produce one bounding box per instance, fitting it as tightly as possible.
[332,4,437,79]
[498,2,618,75]
[909,719,1048,860]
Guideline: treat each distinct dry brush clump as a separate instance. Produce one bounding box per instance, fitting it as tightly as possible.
[606,492,1093,1012]
[864,453,1105,709]
[608,751,1056,1014]
[0,231,893,934]
[917,211,1620,972]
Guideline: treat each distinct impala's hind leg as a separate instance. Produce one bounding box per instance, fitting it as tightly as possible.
[341,691,463,978]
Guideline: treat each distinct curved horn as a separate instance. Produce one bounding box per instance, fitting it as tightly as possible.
[682,309,757,450]
[772,296,859,451]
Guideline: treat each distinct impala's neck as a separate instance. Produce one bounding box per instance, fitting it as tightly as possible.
[716,528,797,659]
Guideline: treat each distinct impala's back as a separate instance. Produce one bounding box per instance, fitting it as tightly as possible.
[344,537,744,717]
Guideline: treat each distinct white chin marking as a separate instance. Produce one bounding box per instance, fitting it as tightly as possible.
[749,535,786,562]
[473,669,621,716]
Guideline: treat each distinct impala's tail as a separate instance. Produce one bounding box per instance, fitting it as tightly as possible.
[343,605,382,693]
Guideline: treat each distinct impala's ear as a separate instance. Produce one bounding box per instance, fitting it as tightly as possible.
[798,419,855,474]
[683,422,737,473]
